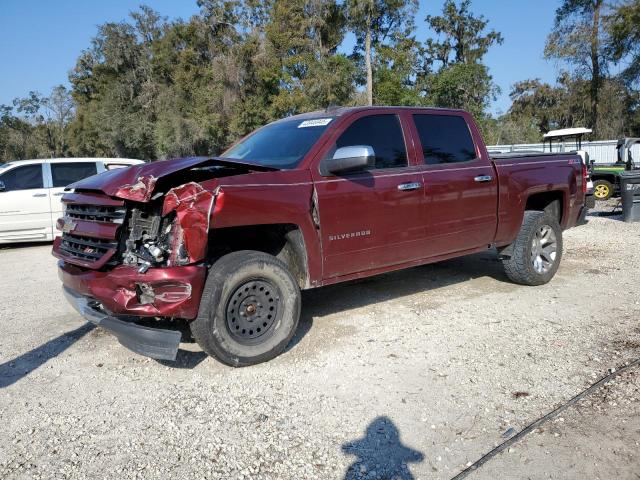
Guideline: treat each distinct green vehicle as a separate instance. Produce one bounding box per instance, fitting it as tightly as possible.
[590,138,640,200]
[542,128,596,209]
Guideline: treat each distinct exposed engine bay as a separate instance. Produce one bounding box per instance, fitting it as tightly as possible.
[121,207,180,273]
[120,182,216,273]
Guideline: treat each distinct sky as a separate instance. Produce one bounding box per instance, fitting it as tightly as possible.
[0,0,562,115]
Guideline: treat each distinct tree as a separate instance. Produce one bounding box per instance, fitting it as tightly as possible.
[265,0,355,114]
[504,73,639,141]
[509,79,568,134]
[425,63,498,120]
[346,0,418,105]
[0,86,75,161]
[608,0,640,87]
[484,114,542,146]
[420,0,502,129]
[544,0,611,133]
[0,105,39,161]
[69,14,161,159]
[425,0,503,68]
[42,86,75,157]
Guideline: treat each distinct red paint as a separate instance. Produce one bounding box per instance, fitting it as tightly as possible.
[54,107,586,320]
[65,156,274,199]
[55,217,121,240]
[58,261,206,318]
[162,182,214,264]
[63,192,125,207]
[114,175,158,202]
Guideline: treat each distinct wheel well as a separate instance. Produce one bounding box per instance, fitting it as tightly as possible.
[207,224,310,289]
[525,191,564,223]
[592,174,617,185]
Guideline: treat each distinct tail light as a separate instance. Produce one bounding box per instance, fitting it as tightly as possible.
[581,164,588,194]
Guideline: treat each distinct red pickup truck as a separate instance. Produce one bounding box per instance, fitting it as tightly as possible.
[53,107,589,366]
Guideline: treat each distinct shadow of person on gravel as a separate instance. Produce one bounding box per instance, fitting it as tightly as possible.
[342,416,424,480]
[0,322,94,389]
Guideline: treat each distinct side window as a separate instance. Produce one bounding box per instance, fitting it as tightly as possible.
[0,164,44,191]
[333,115,407,169]
[413,114,477,165]
[51,162,98,188]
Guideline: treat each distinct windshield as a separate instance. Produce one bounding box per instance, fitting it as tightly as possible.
[221,117,334,169]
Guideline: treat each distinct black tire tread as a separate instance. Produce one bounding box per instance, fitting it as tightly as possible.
[502,211,562,286]
[191,250,300,367]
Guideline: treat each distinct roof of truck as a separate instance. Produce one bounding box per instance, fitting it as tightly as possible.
[279,106,467,122]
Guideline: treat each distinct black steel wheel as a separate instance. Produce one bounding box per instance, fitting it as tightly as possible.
[191,251,300,367]
[225,279,281,345]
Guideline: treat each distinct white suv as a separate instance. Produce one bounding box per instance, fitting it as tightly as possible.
[0,158,143,244]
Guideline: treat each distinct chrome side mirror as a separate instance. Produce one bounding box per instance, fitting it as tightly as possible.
[323,145,375,175]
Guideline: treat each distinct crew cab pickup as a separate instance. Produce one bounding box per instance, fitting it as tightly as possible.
[53,107,589,366]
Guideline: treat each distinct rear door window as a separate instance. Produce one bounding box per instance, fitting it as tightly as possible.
[0,164,44,191]
[413,114,477,165]
[51,162,98,188]
[332,115,408,169]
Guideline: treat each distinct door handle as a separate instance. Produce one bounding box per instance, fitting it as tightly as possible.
[32,193,47,197]
[474,175,493,183]
[397,182,422,191]
[53,192,65,196]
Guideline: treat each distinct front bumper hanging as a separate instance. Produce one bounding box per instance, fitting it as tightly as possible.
[63,286,181,361]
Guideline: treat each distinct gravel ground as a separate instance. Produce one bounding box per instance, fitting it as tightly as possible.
[1,201,639,479]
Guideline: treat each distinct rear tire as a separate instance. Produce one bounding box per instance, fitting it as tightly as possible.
[593,179,613,201]
[191,251,301,367]
[502,211,563,286]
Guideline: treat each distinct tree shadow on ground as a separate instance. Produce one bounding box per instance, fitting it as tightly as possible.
[104,251,508,367]
[0,322,94,389]
[286,250,508,352]
[342,416,424,480]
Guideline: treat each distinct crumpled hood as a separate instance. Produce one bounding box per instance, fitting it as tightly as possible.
[67,156,276,202]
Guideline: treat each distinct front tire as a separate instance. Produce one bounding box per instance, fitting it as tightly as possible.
[502,211,563,286]
[191,251,301,367]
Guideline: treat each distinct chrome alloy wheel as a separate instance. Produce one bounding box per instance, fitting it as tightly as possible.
[531,225,557,274]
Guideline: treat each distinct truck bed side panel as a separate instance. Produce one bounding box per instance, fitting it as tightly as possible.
[493,155,583,246]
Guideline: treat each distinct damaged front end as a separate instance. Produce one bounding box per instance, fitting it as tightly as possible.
[53,179,217,314]
[53,176,221,359]
[53,157,270,359]
[120,182,215,275]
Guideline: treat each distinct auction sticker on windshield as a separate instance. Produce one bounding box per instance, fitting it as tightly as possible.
[298,118,333,128]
